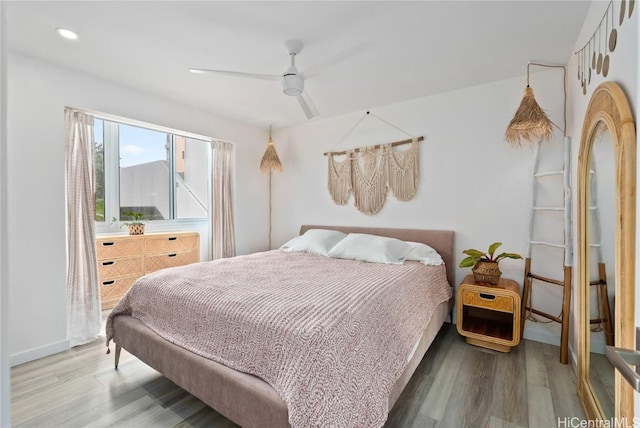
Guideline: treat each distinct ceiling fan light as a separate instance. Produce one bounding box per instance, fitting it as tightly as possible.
[282,74,304,96]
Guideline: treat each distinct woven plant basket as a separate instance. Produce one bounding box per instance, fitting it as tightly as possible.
[472,260,502,285]
[128,224,145,235]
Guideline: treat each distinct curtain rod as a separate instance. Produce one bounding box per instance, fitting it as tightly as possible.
[323,136,424,156]
[64,105,220,143]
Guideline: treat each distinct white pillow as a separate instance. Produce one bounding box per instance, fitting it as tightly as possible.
[405,241,444,266]
[281,229,347,256]
[280,235,301,250]
[328,233,412,265]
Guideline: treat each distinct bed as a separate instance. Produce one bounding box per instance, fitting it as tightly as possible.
[106,225,455,428]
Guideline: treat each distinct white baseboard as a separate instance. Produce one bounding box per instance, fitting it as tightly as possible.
[10,340,69,367]
[522,328,561,346]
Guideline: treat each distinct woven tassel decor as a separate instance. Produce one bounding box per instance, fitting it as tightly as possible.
[351,148,388,215]
[505,86,554,145]
[387,139,419,201]
[259,140,283,173]
[327,154,352,205]
[324,112,424,214]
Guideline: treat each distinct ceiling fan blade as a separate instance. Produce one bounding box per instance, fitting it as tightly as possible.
[189,68,281,81]
[296,91,320,120]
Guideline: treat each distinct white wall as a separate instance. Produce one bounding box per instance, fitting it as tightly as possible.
[271,68,568,344]
[271,0,638,361]
[566,0,638,361]
[0,1,10,425]
[7,52,269,363]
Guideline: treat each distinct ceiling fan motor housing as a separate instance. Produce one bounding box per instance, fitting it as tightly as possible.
[282,73,304,96]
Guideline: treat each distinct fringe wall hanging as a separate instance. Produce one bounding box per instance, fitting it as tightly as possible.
[327,154,352,205]
[324,112,424,215]
[351,147,388,215]
[387,139,419,201]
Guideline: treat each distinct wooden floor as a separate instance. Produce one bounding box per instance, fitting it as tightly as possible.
[11,323,585,428]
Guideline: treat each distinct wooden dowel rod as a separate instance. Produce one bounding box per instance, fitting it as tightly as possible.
[528,273,565,286]
[526,307,562,323]
[323,136,424,156]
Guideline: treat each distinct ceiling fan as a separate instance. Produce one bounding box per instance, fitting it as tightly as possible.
[190,40,320,120]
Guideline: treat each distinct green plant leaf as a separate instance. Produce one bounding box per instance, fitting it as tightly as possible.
[503,252,523,259]
[494,252,523,262]
[462,249,485,258]
[459,256,479,268]
[487,242,502,258]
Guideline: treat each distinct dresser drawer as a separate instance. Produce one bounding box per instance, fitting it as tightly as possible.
[145,251,199,273]
[98,257,143,279]
[100,275,139,310]
[462,289,514,313]
[96,238,143,260]
[145,234,199,255]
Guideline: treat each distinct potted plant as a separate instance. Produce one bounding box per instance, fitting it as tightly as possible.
[121,211,146,235]
[459,242,522,285]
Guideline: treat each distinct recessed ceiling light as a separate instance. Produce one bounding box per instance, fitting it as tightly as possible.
[56,27,78,40]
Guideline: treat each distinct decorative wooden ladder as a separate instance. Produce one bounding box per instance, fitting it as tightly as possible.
[520,137,573,364]
[521,138,613,364]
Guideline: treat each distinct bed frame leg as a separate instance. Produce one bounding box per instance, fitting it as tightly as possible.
[115,344,121,369]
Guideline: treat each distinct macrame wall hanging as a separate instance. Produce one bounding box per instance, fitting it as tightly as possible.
[324,112,424,215]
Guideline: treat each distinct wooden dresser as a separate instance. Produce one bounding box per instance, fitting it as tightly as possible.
[96,231,200,310]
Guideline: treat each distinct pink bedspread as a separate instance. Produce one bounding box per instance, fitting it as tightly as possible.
[106,250,452,427]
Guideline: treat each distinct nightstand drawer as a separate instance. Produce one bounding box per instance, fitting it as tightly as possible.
[462,289,514,313]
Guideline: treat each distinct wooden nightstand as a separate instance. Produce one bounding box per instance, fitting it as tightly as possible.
[456,274,521,352]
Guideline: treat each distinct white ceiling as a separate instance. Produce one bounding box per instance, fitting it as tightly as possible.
[6,1,591,128]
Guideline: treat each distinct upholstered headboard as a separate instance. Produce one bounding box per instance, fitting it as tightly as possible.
[299,225,455,286]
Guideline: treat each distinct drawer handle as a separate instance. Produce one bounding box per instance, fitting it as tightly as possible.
[168,237,177,241]
[102,261,115,266]
[102,242,115,246]
[479,293,496,300]
[102,280,115,286]
[168,253,177,257]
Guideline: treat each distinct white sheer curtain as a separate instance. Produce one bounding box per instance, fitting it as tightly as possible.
[65,108,101,347]
[210,140,236,259]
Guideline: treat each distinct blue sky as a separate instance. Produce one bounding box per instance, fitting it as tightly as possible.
[95,119,169,168]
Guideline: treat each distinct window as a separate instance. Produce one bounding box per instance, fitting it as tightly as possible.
[94,118,210,227]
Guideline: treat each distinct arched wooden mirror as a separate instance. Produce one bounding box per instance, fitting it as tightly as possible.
[577,81,636,421]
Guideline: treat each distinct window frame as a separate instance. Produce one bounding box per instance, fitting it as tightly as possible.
[93,115,212,235]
